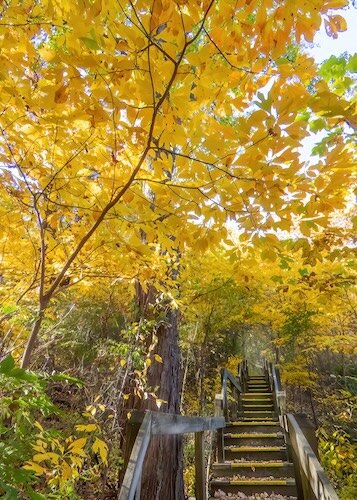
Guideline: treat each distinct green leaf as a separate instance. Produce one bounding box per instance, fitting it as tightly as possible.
[0,304,17,315]
[346,54,357,73]
[0,355,15,374]
[310,118,326,132]
[0,480,19,500]
[27,490,46,500]
[49,372,84,386]
[7,367,38,382]
[80,37,101,51]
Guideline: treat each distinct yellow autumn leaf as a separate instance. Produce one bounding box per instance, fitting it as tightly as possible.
[34,421,44,432]
[23,462,46,475]
[329,14,347,32]
[261,248,277,262]
[33,452,60,464]
[68,437,87,451]
[70,454,84,468]
[54,84,69,104]
[38,47,57,62]
[154,354,163,363]
[61,460,72,481]
[75,423,98,432]
[70,447,87,458]
[92,438,108,465]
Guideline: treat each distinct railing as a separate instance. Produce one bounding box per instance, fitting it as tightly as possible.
[214,363,246,463]
[220,368,243,421]
[238,359,248,390]
[264,359,338,500]
[118,410,225,500]
[266,360,286,418]
[286,414,339,500]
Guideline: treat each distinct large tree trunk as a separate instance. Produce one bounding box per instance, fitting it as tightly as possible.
[136,283,184,500]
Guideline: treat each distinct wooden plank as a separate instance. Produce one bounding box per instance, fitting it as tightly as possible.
[214,394,223,418]
[129,410,225,435]
[122,421,141,481]
[216,427,225,463]
[226,370,242,393]
[151,414,225,435]
[195,431,206,500]
[221,369,228,420]
[214,394,225,463]
[118,412,152,500]
[221,368,242,419]
[271,366,285,415]
[287,414,339,500]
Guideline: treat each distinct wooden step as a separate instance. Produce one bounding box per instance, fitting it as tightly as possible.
[242,392,273,397]
[228,420,279,425]
[242,396,273,401]
[231,416,278,421]
[210,477,297,496]
[224,445,288,461]
[240,410,277,418]
[225,432,284,437]
[224,432,284,447]
[242,403,275,409]
[211,461,295,478]
[226,421,281,433]
[224,420,282,434]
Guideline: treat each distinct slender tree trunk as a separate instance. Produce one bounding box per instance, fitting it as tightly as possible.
[21,300,48,368]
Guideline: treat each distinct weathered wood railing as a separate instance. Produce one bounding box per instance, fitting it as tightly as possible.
[118,410,225,500]
[286,414,339,500]
[264,359,338,500]
[213,363,246,463]
[266,360,286,418]
[220,368,243,421]
[238,359,248,390]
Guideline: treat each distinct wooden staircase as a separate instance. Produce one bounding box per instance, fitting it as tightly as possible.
[210,372,297,499]
[118,360,339,500]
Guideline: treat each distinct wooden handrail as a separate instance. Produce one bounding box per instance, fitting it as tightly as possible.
[263,359,338,500]
[220,368,242,421]
[128,410,225,434]
[118,411,225,500]
[268,361,286,416]
[287,414,339,500]
[119,412,152,500]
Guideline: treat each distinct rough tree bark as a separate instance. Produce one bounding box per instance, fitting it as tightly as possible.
[135,283,184,500]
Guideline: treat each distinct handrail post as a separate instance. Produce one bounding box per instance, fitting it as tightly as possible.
[119,412,152,500]
[287,414,339,500]
[134,471,142,500]
[221,369,228,421]
[214,393,225,463]
[195,431,207,500]
[121,420,142,484]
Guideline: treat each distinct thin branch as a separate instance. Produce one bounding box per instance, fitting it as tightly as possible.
[153,146,259,182]
[204,28,258,74]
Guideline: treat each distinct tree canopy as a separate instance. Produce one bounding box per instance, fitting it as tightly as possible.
[0,0,356,498]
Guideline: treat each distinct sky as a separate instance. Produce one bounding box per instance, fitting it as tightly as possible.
[309,6,357,62]
[298,6,357,162]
